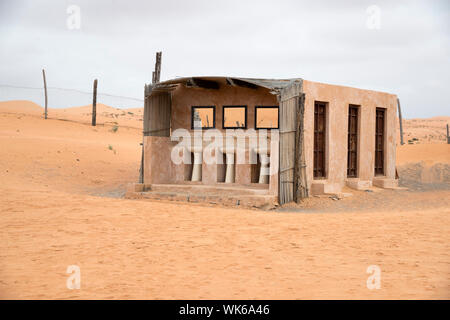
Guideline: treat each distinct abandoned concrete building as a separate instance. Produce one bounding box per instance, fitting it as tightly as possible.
[126,76,398,207]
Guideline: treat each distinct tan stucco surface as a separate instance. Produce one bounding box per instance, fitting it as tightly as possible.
[302,80,398,193]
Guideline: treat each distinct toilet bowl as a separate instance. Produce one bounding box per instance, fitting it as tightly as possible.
[220,146,235,183]
[186,145,203,182]
[254,147,270,184]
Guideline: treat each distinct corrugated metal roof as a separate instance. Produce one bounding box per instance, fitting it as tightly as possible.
[152,76,302,92]
[234,78,302,91]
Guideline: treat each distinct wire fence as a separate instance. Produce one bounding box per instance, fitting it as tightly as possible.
[0,84,144,110]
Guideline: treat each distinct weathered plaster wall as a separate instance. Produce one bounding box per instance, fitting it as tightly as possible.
[171,84,278,131]
[302,80,398,193]
[144,134,279,192]
[144,84,280,190]
[143,136,177,184]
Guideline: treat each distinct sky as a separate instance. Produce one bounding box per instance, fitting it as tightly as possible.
[0,0,448,117]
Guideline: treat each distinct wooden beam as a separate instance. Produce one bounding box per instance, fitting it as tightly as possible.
[152,52,162,84]
[155,52,161,83]
[294,93,308,202]
[397,98,404,145]
[226,78,235,86]
[42,69,48,119]
[152,84,178,93]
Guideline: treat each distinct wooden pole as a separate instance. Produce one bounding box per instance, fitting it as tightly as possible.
[139,141,144,183]
[139,84,148,184]
[294,93,308,203]
[397,98,404,145]
[156,51,161,83]
[92,79,98,126]
[141,52,161,183]
[42,69,48,119]
[152,52,162,84]
[447,123,449,144]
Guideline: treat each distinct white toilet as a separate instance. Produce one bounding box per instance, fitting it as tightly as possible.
[187,145,203,182]
[254,147,270,184]
[220,146,235,183]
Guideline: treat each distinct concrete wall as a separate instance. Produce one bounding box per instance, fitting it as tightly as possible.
[302,80,398,194]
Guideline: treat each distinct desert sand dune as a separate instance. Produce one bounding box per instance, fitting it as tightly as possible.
[400,116,450,144]
[0,100,449,299]
[0,100,44,116]
[0,100,143,130]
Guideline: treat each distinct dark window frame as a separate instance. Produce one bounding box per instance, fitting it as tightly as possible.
[222,105,248,129]
[375,107,386,176]
[347,104,360,178]
[314,101,327,179]
[191,106,216,130]
[254,106,279,130]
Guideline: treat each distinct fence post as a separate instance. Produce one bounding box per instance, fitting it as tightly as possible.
[92,79,98,126]
[397,98,404,145]
[447,123,449,144]
[42,69,48,119]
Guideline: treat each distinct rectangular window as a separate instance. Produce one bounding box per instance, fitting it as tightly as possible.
[314,101,327,178]
[347,105,359,177]
[255,106,279,129]
[191,106,215,129]
[223,106,247,129]
[375,108,385,175]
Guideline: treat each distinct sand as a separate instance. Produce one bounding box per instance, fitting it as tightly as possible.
[399,116,450,144]
[0,100,449,299]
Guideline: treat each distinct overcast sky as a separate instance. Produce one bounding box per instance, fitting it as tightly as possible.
[0,0,448,117]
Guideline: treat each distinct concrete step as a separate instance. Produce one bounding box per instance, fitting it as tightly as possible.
[127,190,277,209]
[147,183,270,196]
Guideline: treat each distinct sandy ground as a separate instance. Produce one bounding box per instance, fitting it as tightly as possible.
[0,100,449,299]
[399,116,449,144]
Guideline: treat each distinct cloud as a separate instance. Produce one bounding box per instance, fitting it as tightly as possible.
[0,0,448,117]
